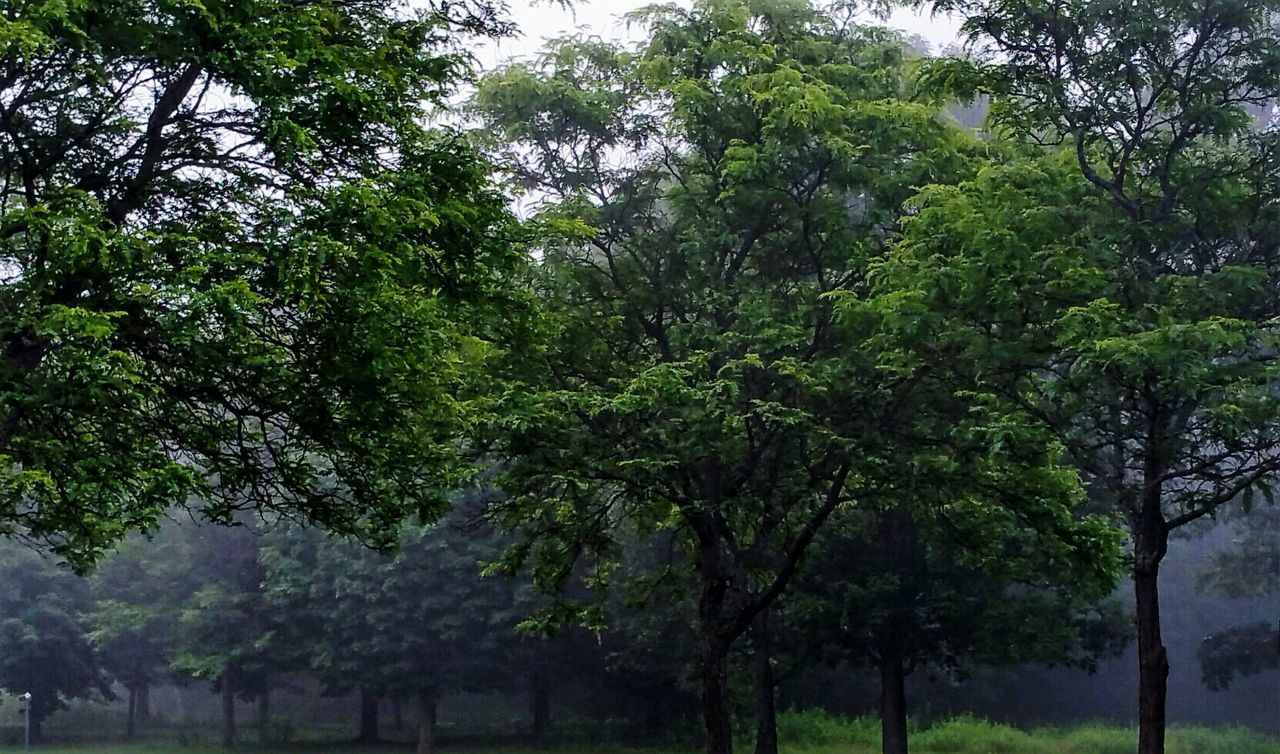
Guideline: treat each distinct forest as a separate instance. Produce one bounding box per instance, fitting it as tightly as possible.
[0,0,1275,753]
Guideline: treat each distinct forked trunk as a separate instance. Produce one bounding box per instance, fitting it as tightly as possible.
[879,654,909,754]
[753,608,778,754]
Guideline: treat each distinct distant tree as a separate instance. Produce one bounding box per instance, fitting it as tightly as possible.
[1196,508,1280,690]
[87,535,181,739]
[472,3,1116,753]
[263,507,524,754]
[166,523,291,749]
[889,1,1280,750]
[0,546,109,741]
[790,506,1129,754]
[0,0,535,569]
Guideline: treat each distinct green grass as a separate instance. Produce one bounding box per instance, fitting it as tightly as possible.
[24,713,1280,754]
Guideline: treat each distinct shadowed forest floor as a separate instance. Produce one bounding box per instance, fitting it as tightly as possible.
[23,716,1280,754]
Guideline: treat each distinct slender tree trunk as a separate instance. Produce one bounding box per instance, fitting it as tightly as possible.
[392,696,404,732]
[358,687,381,742]
[138,683,151,723]
[699,633,734,754]
[879,655,909,754]
[126,685,138,740]
[258,688,271,745]
[221,669,237,748]
[531,669,551,739]
[875,508,920,754]
[416,688,438,754]
[1135,526,1170,754]
[753,608,778,754]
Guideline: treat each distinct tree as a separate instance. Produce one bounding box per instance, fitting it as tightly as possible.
[262,504,524,754]
[88,535,180,739]
[1196,508,1280,691]
[0,545,109,741]
[879,0,1280,736]
[472,4,1115,752]
[790,505,1129,754]
[0,0,534,569]
[166,522,291,749]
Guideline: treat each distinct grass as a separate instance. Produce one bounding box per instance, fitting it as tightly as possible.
[22,712,1280,754]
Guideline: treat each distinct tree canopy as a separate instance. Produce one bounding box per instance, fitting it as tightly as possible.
[0,0,536,567]
[472,3,1120,752]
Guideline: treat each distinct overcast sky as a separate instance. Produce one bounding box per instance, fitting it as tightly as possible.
[476,1,962,70]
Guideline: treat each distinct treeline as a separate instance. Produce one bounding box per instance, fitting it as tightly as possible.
[0,2,1278,754]
[2,507,1274,752]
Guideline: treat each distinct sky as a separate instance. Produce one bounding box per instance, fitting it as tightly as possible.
[476,0,963,70]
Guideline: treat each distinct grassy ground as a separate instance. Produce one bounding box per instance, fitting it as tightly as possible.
[21,714,1280,754]
[24,721,1280,747]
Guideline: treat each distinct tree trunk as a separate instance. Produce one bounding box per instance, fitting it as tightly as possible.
[126,686,138,740]
[753,609,778,754]
[644,693,665,733]
[1135,532,1169,754]
[531,669,551,739]
[258,688,271,745]
[879,654,909,754]
[221,669,236,749]
[138,683,151,723]
[392,696,404,732]
[699,633,734,754]
[358,687,381,742]
[416,689,438,754]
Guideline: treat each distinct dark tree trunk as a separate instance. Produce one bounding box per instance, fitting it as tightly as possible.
[699,634,734,754]
[392,696,404,732]
[220,670,236,749]
[879,654,909,754]
[874,508,921,754]
[1135,515,1170,754]
[358,687,381,743]
[644,693,665,733]
[138,683,151,723]
[416,689,438,754]
[530,669,551,740]
[753,608,778,754]
[126,686,138,740]
[258,688,271,745]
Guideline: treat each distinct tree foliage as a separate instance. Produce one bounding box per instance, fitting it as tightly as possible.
[885,1,1280,751]
[472,3,1119,751]
[0,547,109,738]
[0,0,535,567]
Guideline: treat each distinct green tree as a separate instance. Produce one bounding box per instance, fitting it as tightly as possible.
[0,0,534,568]
[166,522,292,748]
[0,545,109,741]
[790,506,1129,754]
[889,2,1280,750]
[473,4,1115,752]
[87,534,181,739]
[1196,508,1280,691]
[262,506,524,754]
